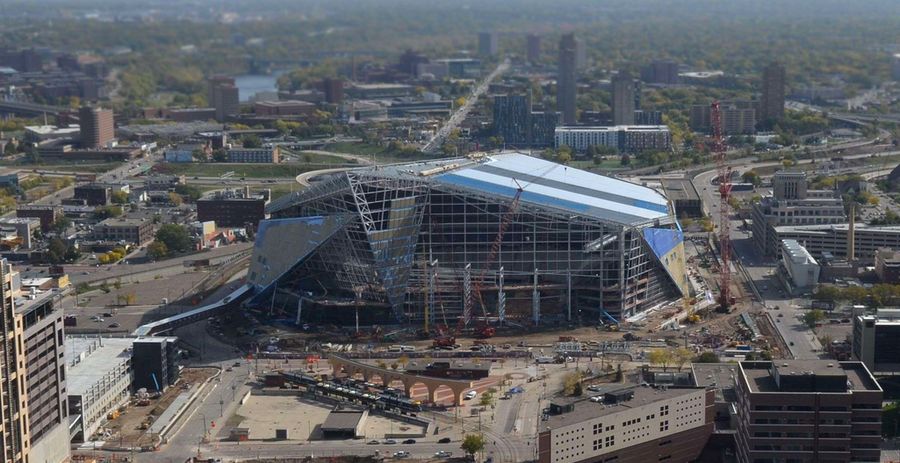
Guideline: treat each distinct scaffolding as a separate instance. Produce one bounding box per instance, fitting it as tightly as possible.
[264,155,683,324]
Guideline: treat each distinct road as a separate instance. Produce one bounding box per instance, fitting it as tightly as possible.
[423,58,510,154]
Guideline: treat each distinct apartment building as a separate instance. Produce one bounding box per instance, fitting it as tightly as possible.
[555,126,671,153]
[66,337,133,442]
[538,385,714,463]
[93,217,156,245]
[853,309,900,374]
[735,360,881,463]
[225,146,280,163]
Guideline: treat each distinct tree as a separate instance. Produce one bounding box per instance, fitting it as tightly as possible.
[572,381,583,397]
[174,184,202,202]
[620,153,631,166]
[802,309,826,329]
[93,205,123,220]
[147,241,169,260]
[480,389,494,406]
[46,238,68,264]
[51,217,72,234]
[461,434,485,458]
[168,192,183,206]
[647,349,673,371]
[397,354,410,369]
[242,134,262,148]
[694,351,720,363]
[555,145,573,164]
[673,347,693,371]
[562,371,582,395]
[741,170,762,186]
[155,224,192,253]
[212,148,228,162]
[111,190,129,204]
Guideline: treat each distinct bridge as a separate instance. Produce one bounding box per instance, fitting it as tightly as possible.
[327,355,479,405]
[0,100,67,118]
[132,283,254,336]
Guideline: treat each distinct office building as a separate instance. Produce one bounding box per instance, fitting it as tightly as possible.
[640,60,680,85]
[760,62,786,123]
[225,146,280,163]
[93,217,156,245]
[73,183,111,206]
[661,178,705,218]
[66,337,133,443]
[574,37,587,70]
[16,205,62,231]
[493,94,530,146]
[751,171,845,257]
[208,76,239,122]
[690,101,756,135]
[478,32,498,56]
[257,152,688,324]
[0,48,42,72]
[24,125,81,143]
[611,71,636,126]
[527,34,541,63]
[875,248,900,283]
[132,337,180,392]
[554,126,672,153]
[254,100,316,117]
[17,285,69,463]
[853,309,900,373]
[397,49,429,76]
[735,360,882,463]
[557,33,578,125]
[779,239,820,291]
[530,111,560,148]
[197,189,269,229]
[537,386,714,463]
[79,106,114,148]
[323,78,344,104]
[346,83,415,99]
[775,223,900,264]
[0,218,40,249]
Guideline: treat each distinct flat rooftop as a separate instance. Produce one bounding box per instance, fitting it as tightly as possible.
[65,337,134,396]
[691,363,738,402]
[321,407,366,430]
[661,178,700,202]
[740,360,881,393]
[545,385,703,428]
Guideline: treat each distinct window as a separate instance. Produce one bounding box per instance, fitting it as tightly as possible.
[660,405,669,417]
[659,420,669,432]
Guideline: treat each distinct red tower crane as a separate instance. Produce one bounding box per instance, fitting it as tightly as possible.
[710,101,734,313]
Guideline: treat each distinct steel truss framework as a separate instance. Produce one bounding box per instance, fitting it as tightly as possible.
[268,168,681,323]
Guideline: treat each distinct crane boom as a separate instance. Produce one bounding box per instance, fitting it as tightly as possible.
[711,101,733,313]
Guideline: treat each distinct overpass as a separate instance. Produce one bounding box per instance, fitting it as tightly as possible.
[0,100,67,118]
[327,355,479,405]
[132,283,254,336]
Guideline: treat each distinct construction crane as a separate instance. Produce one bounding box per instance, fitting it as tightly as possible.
[710,101,734,313]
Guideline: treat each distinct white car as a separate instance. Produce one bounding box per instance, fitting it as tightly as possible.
[393,451,410,458]
[589,395,603,403]
[434,451,452,458]
[464,390,477,400]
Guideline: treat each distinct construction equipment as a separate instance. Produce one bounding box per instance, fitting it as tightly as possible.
[710,101,734,313]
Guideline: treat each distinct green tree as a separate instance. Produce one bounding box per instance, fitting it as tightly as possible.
[694,352,720,363]
[647,349,673,371]
[461,434,485,458]
[146,241,169,260]
[212,148,228,162]
[155,224,192,253]
[174,184,202,202]
[741,170,762,186]
[802,309,826,329]
[562,371,582,395]
[93,205,123,220]
[51,217,72,234]
[111,190,129,204]
[242,135,262,149]
[46,238,68,264]
[572,381,583,397]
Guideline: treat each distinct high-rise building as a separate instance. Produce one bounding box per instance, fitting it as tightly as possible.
[735,360,882,463]
[892,53,900,81]
[492,95,530,146]
[78,106,114,148]
[640,60,680,85]
[853,309,900,373]
[478,32,498,56]
[574,37,587,69]
[0,260,29,463]
[323,78,344,104]
[690,100,756,135]
[555,125,672,153]
[526,34,541,63]
[760,62,786,123]
[208,76,239,122]
[557,33,578,125]
[529,111,560,147]
[611,71,636,126]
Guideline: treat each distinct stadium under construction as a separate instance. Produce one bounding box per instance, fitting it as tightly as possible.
[247,152,689,328]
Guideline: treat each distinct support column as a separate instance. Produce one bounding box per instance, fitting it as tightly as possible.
[497,267,506,324]
[463,264,473,327]
[532,268,540,325]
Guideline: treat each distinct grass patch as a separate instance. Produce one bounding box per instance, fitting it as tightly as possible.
[155,163,323,179]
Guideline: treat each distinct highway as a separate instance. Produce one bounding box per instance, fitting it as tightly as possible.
[423,58,510,154]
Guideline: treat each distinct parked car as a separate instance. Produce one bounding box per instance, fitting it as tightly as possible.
[434,451,452,458]
[402,439,416,444]
[464,391,477,400]
[438,437,452,444]
[108,322,120,328]
[367,440,379,445]
[393,451,410,458]
[383,439,397,445]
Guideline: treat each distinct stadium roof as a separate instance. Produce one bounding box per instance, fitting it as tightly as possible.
[434,153,670,225]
